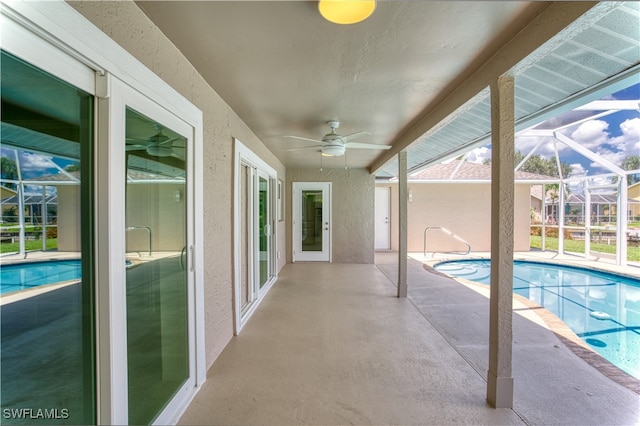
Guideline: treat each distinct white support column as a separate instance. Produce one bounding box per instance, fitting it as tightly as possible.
[617,176,628,267]
[585,181,591,258]
[487,75,514,409]
[558,182,566,255]
[541,184,546,251]
[398,151,408,298]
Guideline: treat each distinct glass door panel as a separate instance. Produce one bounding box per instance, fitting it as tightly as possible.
[258,175,269,288]
[125,108,188,425]
[302,190,323,252]
[0,50,95,424]
[293,182,330,262]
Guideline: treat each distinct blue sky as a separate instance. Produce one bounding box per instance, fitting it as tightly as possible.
[468,82,640,180]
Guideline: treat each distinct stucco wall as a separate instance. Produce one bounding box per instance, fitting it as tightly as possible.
[126,183,186,252]
[378,182,532,253]
[287,168,375,264]
[57,185,81,252]
[70,1,286,368]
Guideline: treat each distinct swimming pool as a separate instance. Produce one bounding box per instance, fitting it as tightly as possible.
[434,259,640,380]
[0,260,81,295]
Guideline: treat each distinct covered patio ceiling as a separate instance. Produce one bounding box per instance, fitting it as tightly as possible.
[374,2,639,178]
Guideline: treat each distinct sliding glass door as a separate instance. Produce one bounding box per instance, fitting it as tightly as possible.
[124,108,190,424]
[234,141,277,332]
[0,50,96,424]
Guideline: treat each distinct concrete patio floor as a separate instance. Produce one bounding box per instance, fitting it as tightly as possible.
[178,253,639,425]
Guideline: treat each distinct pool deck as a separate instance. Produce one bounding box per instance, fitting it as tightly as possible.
[179,252,640,425]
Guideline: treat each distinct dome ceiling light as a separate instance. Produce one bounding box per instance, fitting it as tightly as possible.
[318,0,376,25]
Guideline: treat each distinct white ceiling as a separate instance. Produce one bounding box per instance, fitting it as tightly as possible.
[136,2,639,175]
[136,1,546,170]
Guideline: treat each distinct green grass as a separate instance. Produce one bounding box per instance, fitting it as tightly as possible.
[0,238,58,254]
[530,236,640,262]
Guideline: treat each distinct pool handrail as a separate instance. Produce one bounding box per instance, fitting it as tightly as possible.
[126,226,152,256]
[423,226,471,257]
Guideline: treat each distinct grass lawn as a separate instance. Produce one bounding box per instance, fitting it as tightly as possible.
[0,238,58,254]
[530,236,640,262]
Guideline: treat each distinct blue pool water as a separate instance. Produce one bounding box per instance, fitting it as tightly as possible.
[0,260,81,295]
[434,259,640,380]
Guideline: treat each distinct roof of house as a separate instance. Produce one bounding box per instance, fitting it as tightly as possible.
[408,160,556,182]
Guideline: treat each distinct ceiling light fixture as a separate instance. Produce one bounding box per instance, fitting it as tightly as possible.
[321,144,346,157]
[318,0,376,25]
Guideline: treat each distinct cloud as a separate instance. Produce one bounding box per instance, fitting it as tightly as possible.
[611,117,640,155]
[570,119,610,150]
[466,146,490,164]
[19,152,54,171]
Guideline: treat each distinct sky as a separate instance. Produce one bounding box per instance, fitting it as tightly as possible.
[466,82,640,185]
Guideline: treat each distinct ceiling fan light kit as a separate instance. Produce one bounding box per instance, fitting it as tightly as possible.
[318,0,376,25]
[321,144,346,157]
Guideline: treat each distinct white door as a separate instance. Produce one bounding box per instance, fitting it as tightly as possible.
[375,187,391,250]
[293,182,331,261]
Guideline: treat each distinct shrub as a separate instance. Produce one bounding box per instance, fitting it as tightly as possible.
[530,226,573,240]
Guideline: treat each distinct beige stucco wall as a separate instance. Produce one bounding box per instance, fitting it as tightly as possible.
[56,185,81,252]
[287,168,375,264]
[378,182,532,253]
[126,183,186,252]
[70,1,286,368]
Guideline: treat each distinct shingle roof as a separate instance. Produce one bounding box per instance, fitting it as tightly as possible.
[409,160,556,181]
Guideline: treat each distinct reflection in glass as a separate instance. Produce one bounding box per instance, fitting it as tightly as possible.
[125,108,188,424]
[302,190,323,252]
[259,176,269,287]
[0,50,95,424]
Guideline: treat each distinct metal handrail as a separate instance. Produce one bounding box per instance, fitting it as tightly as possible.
[423,226,471,257]
[126,226,152,256]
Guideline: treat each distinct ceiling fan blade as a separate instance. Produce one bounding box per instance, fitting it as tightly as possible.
[285,145,323,152]
[285,135,325,144]
[126,144,146,151]
[344,142,391,150]
[341,131,371,142]
[126,137,150,145]
[159,136,184,147]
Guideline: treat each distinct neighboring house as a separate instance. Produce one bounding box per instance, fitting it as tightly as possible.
[376,160,555,253]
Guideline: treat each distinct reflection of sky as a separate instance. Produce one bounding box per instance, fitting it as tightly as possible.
[1,146,77,180]
[468,83,640,181]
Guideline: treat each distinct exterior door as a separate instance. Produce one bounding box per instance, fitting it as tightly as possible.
[234,140,277,333]
[375,187,391,250]
[293,182,331,262]
[113,80,196,425]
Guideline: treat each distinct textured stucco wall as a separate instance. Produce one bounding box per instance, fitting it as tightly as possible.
[287,168,375,264]
[69,1,286,368]
[378,182,531,253]
[57,185,81,251]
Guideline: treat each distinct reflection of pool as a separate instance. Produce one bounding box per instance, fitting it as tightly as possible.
[434,259,640,380]
[0,260,81,295]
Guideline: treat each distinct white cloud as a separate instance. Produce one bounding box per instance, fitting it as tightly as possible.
[466,146,490,164]
[611,117,640,156]
[19,152,54,171]
[570,119,610,150]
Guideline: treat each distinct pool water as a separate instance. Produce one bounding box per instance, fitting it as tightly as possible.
[434,259,640,380]
[0,260,81,295]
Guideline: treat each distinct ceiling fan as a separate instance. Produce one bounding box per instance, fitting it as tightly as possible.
[286,120,391,156]
[126,125,185,158]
